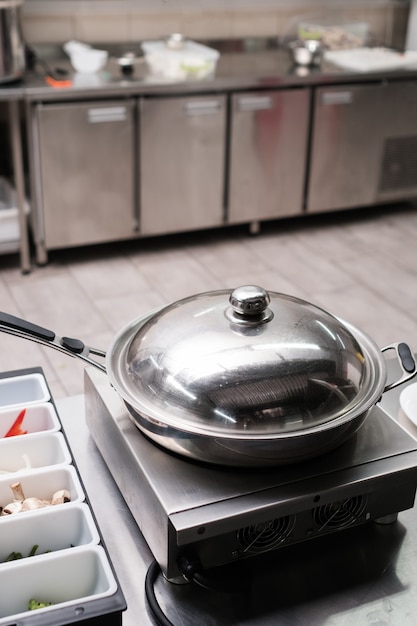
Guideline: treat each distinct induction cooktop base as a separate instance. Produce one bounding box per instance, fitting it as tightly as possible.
[84,368,417,581]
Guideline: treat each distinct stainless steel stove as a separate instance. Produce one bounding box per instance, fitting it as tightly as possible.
[84,367,417,582]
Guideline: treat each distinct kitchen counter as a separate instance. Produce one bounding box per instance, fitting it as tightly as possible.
[4,38,417,103]
[56,359,417,626]
[5,37,417,274]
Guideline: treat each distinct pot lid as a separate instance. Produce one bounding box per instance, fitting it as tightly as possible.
[114,286,384,437]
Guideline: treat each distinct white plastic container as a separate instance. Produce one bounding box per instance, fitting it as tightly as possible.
[298,20,368,50]
[0,431,71,474]
[0,465,85,516]
[142,39,220,80]
[0,373,50,409]
[0,502,100,563]
[0,402,59,438]
[63,40,108,74]
[0,545,118,622]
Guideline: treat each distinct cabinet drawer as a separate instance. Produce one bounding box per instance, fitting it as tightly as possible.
[35,100,136,249]
[139,95,226,235]
[228,89,310,223]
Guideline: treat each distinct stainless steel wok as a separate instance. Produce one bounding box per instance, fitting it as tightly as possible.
[0,285,415,467]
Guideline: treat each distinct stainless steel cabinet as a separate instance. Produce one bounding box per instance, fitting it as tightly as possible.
[307,84,386,212]
[374,81,417,203]
[228,89,310,224]
[32,100,136,261]
[139,94,226,235]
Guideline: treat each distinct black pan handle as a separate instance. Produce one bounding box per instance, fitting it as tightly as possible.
[381,342,416,392]
[0,311,106,372]
[0,312,55,342]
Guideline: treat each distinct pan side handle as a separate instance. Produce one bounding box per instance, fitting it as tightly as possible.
[381,342,416,392]
[0,311,106,373]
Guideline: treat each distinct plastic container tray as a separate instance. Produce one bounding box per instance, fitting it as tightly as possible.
[0,502,100,563]
[0,432,71,474]
[0,367,126,625]
[0,546,118,623]
[0,403,60,438]
[0,465,85,513]
[0,373,50,409]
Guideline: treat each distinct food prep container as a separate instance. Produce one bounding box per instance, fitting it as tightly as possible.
[0,502,100,563]
[0,403,60,438]
[0,372,50,409]
[0,546,118,623]
[142,38,220,80]
[0,368,126,625]
[0,431,71,474]
[298,20,369,50]
[0,465,85,513]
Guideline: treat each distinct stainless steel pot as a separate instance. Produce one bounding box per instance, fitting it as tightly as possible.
[0,285,415,467]
[288,39,324,67]
[0,0,25,84]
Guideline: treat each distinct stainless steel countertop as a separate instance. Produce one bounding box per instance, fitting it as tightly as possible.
[3,38,417,103]
[56,358,417,626]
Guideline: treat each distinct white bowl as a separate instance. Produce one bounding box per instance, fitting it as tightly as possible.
[69,48,108,74]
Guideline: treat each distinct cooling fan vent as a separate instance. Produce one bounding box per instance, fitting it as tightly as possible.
[313,495,367,532]
[237,515,295,554]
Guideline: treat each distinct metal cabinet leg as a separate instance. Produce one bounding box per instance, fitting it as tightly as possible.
[8,100,31,274]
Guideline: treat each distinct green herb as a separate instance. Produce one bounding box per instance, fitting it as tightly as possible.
[28,544,39,556]
[28,598,53,611]
[4,544,39,562]
[5,551,23,561]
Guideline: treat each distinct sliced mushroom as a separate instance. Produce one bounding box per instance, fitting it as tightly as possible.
[21,497,51,511]
[10,481,25,501]
[51,489,71,505]
[2,501,23,515]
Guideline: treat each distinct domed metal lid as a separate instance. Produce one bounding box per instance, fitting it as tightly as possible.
[115,286,384,437]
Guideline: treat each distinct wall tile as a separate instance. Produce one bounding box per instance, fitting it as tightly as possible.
[129,13,182,41]
[21,1,408,48]
[22,15,75,44]
[74,13,130,42]
[231,11,280,38]
[181,12,233,39]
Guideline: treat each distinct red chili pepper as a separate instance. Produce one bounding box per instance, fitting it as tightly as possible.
[4,409,27,437]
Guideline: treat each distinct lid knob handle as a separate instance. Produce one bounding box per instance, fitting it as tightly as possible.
[226,285,274,325]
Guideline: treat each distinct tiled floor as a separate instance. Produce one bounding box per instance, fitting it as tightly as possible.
[1,202,417,401]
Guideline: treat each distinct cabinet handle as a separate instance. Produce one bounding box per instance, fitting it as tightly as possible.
[184,100,221,115]
[321,91,353,105]
[237,96,273,111]
[87,107,128,123]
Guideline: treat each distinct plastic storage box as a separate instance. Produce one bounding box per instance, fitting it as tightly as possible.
[298,20,369,50]
[142,39,220,80]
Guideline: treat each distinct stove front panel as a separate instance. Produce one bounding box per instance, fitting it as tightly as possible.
[169,451,417,576]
